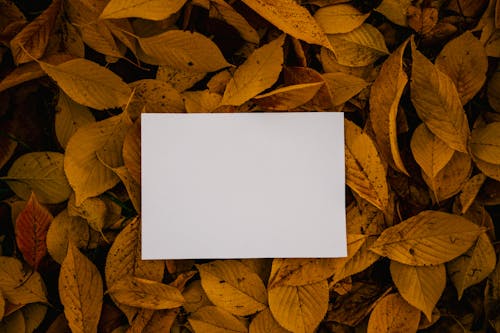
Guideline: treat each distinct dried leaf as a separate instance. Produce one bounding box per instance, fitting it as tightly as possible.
[375,0,412,26]
[59,243,103,333]
[0,256,47,305]
[183,280,212,313]
[410,41,470,152]
[111,166,141,213]
[447,233,496,299]
[156,65,206,92]
[488,70,500,112]
[64,112,132,205]
[139,30,230,72]
[198,260,267,316]
[370,210,482,265]
[183,90,223,113]
[470,122,500,165]
[473,157,500,182]
[369,39,409,174]
[390,261,445,320]
[268,258,336,289]
[68,194,121,232]
[367,293,420,333]
[322,72,368,106]
[188,306,247,333]
[344,119,389,212]
[240,0,332,50]
[407,6,438,35]
[253,82,324,111]
[435,31,488,105]
[249,308,289,333]
[210,0,260,44]
[9,0,61,64]
[5,152,71,204]
[15,193,53,269]
[108,276,184,310]
[327,24,389,67]
[128,79,185,117]
[283,66,333,111]
[459,173,487,213]
[222,35,285,106]
[55,92,96,149]
[46,209,99,264]
[314,4,369,34]
[268,281,329,333]
[122,120,140,184]
[100,0,186,20]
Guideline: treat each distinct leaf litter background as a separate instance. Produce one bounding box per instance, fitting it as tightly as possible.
[0,0,500,332]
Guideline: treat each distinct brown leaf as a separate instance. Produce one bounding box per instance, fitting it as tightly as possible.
[314,4,369,34]
[367,293,420,333]
[100,0,187,20]
[268,258,336,289]
[15,192,53,269]
[188,305,247,333]
[253,82,324,111]
[0,256,47,305]
[122,119,141,184]
[323,72,368,106]
[249,308,289,333]
[470,122,500,165]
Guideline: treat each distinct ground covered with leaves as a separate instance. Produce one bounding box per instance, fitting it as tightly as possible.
[0,0,500,332]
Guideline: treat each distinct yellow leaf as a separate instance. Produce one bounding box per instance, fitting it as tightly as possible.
[369,39,409,175]
[346,199,386,235]
[183,90,223,113]
[210,0,260,44]
[458,173,487,214]
[221,35,285,106]
[410,41,470,152]
[240,0,332,50]
[9,0,61,64]
[240,259,272,285]
[0,311,25,333]
[390,261,445,320]
[46,209,99,264]
[470,122,500,165]
[283,66,334,111]
[40,59,131,110]
[268,258,336,289]
[55,92,96,149]
[100,0,186,20]
[268,281,329,333]
[331,234,380,284]
[111,166,141,213]
[105,217,164,322]
[198,260,267,316]
[5,152,71,204]
[183,280,213,313]
[156,65,206,92]
[447,233,497,300]
[139,30,230,72]
[327,23,389,67]
[68,194,121,233]
[435,31,488,105]
[367,293,420,333]
[249,308,290,333]
[422,151,472,202]
[123,120,141,184]
[62,21,85,58]
[59,243,103,333]
[108,276,184,310]
[322,72,368,106]
[344,119,389,212]
[128,79,185,117]
[188,306,247,333]
[473,157,500,182]
[488,70,500,112]
[410,123,454,182]
[253,82,324,111]
[64,112,132,205]
[0,256,47,305]
[314,4,369,34]
[370,210,482,266]
[375,0,412,26]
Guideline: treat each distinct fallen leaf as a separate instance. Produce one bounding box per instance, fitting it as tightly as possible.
[370,210,482,265]
[122,120,140,184]
[458,173,487,213]
[0,256,47,305]
[21,302,48,333]
[9,0,61,64]
[139,30,231,72]
[407,6,438,35]
[249,308,289,333]
[410,40,470,152]
[327,23,389,67]
[188,305,248,333]
[156,65,206,92]
[111,166,141,213]
[40,58,131,110]
[5,152,72,204]
[15,192,53,269]
[375,0,412,26]
[314,4,369,34]
[283,66,334,111]
[64,112,132,205]
[100,0,186,20]
[268,280,329,333]
[253,82,324,111]
[344,119,390,212]
[369,38,409,174]
[435,31,488,105]
[447,233,496,300]
[390,261,445,320]
[268,258,336,289]
[59,243,103,333]
[470,122,500,165]
[240,0,332,50]
[488,70,500,112]
[108,276,184,310]
[323,72,368,106]
[198,260,267,316]
[128,79,185,117]
[367,293,420,333]
[183,90,223,113]
[0,310,25,332]
[209,0,260,44]
[67,194,121,233]
[221,35,284,106]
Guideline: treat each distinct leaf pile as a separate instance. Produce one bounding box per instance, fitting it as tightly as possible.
[0,0,500,332]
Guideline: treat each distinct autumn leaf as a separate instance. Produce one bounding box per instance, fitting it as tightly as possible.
[314,4,369,34]
[15,192,53,269]
[0,256,47,305]
[59,243,103,333]
[221,35,285,106]
[268,258,336,289]
[100,0,186,20]
[370,210,482,265]
[470,122,500,165]
[367,293,420,333]
[209,0,260,44]
[322,72,368,106]
[188,306,247,333]
[249,308,289,333]
[390,261,445,320]
[253,82,324,111]
[375,0,412,26]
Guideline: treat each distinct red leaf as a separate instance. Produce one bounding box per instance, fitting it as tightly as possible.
[15,192,53,269]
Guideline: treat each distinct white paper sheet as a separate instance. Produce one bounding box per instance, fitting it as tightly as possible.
[141,112,346,259]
